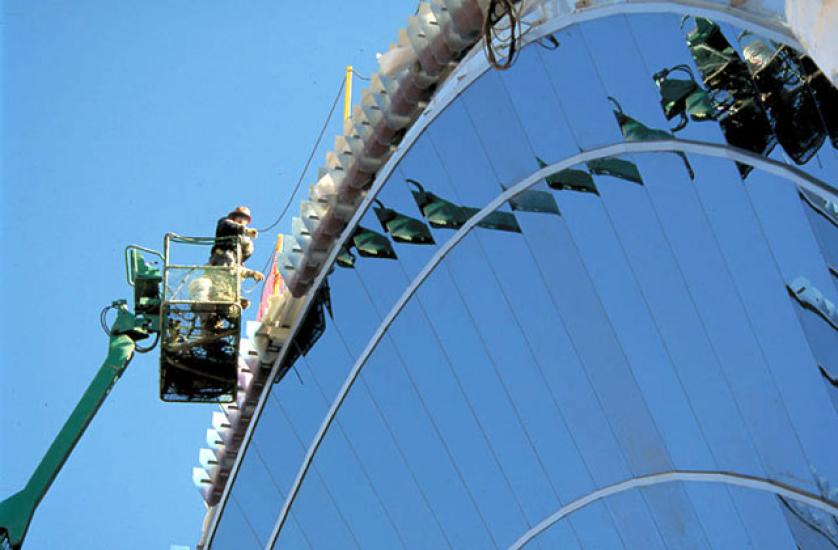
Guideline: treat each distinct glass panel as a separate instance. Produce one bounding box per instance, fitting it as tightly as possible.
[218,13,838,549]
[372,166,441,282]
[357,335,496,549]
[212,494,263,550]
[683,154,838,486]
[787,279,838,381]
[326,370,452,548]
[373,293,543,547]
[536,26,623,150]
[459,69,550,186]
[535,482,799,549]
[433,227,638,548]
[626,14,727,145]
[497,43,579,166]
[551,162,751,547]
[799,190,838,276]
[779,494,838,549]
[426,99,507,208]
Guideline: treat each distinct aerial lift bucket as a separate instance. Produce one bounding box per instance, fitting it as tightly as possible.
[157,234,242,403]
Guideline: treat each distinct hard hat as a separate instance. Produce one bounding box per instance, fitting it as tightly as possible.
[227,206,252,223]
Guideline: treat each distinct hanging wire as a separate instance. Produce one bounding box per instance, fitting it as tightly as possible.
[255,77,346,234]
[134,332,160,354]
[240,77,347,296]
[99,302,158,352]
[482,0,523,70]
[100,304,114,336]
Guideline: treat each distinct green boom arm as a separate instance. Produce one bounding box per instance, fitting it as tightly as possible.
[0,302,149,550]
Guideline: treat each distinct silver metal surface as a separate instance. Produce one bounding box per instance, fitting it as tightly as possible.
[265,139,836,548]
[509,469,838,549]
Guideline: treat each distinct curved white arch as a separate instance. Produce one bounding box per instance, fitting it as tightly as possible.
[509,469,838,550]
[203,7,824,544]
[266,139,837,548]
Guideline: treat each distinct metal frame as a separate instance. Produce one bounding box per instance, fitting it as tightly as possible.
[163,232,242,306]
[509,469,838,549]
[160,232,243,404]
[201,3,822,543]
[124,244,164,287]
[265,139,837,548]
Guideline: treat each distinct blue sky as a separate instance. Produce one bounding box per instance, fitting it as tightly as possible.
[1,1,414,548]
[4,3,838,549]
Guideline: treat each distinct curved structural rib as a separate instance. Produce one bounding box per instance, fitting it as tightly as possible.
[509,470,838,550]
[266,139,838,548]
[201,3,826,542]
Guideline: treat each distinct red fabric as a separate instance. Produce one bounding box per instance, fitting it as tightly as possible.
[257,254,283,321]
[257,236,285,322]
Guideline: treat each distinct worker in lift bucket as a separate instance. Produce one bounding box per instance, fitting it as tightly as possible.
[209,205,265,309]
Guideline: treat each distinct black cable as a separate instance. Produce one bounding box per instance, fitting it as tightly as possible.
[255,77,346,233]
[240,77,348,298]
[100,305,113,336]
[135,332,160,354]
[482,0,522,71]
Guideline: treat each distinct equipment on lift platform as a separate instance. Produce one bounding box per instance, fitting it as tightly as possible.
[158,234,242,403]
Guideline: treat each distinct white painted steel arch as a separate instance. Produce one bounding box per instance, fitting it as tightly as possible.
[266,139,838,548]
[509,470,838,549]
[202,5,826,544]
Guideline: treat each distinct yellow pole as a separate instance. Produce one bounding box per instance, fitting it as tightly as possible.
[343,65,353,121]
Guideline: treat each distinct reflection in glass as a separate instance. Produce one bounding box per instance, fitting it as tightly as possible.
[350,226,399,259]
[335,245,356,268]
[408,178,475,229]
[507,187,561,215]
[608,96,695,179]
[652,64,715,131]
[214,12,838,548]
[537,157,599,194]
[778,474,838,550]
[798,189,838,271]
[787,277,838,330]
[587,157,643,185]
[280,280,331,375]
[798,55,838,149]
[408,178,522,233]
[684,17,775,178]
[372,199,435,245]
[741,37,826,165]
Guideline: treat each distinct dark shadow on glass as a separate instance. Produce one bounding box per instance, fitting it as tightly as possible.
[373,199,436,245]
[608,96,695,179]
[587,157,644,185]
[684,17,775,178]
[408,178,522,233]
[352,226,399,259]
[741,36,826,165]
[536,157,599,194]
[652,64,716,132]
[278,279,332,382]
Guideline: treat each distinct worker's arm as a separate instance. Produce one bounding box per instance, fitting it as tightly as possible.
[240,267,265,281]
[216,218,247,236]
